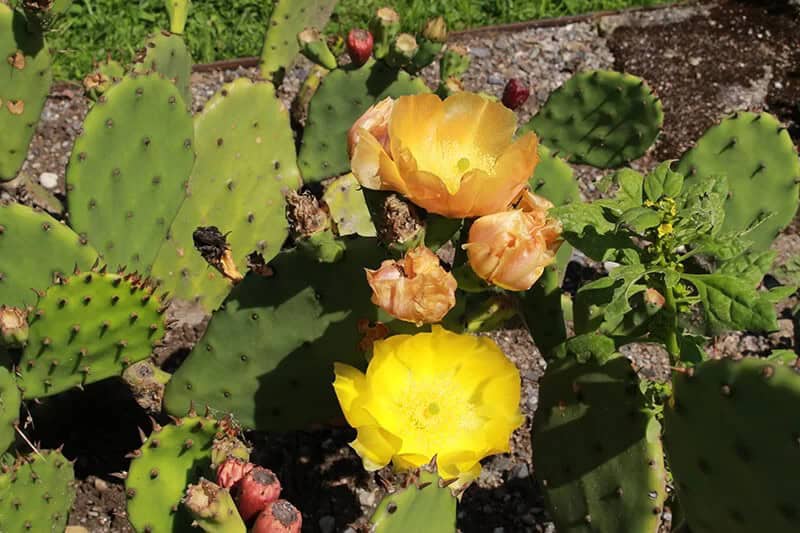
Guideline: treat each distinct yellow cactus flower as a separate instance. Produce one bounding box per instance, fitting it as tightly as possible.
[464,191,562,291]
[333,326,523,485]
[349,93,539,218]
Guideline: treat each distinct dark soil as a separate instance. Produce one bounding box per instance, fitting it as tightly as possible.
[3,0,794,531]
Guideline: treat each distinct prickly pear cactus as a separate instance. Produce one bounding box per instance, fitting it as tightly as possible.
[524,70,663,168]
[371,471,457,533]
[133,31,193,106]
[259,0,338,83]
[66,73,195,271]
[299,60,429,183]
[677,112,800,250]
[0,368,19,454]
[0,449,76,532]
[83,56,125,102]
[322,173,376,237]
[664,357,800,533]
[16,269,167,399]
[151,78,300,311]
[532,356,667,533]
[0,3,52,181]
[164,238,388,430]
[165,0,191,34]
[126,415,220,533]
[0,202,99,307]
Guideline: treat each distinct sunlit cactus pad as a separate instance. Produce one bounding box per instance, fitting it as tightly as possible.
[532,356,667,533]
[0,3,52,181]
[0,202,99,308]
[664,357,800,533]
[126,415,219,533]
[371,471,457,532]
[151,78,300,311]
[0,450,75,532]
[16,269,167,399]
[66,73,195,271]
[525,70,663,168]
[323,173,377,237]
[132,31,193,106]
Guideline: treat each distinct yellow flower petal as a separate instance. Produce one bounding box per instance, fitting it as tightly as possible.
[389,94,444,169]
[440,92,517,158]
[351,425,402,471]
[332,363,375,427]
[351,129,407,193]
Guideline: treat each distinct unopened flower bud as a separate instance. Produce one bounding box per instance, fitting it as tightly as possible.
[464,192,562,291]
[346,29,374,67]
[366,246,457,325]
[423,16,448,43]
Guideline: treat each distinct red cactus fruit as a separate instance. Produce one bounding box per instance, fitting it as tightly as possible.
[216,457,254,490]
[502,78,530,110]
[252,500,303,533]
[347,29,374,67]
[237,466,282,522]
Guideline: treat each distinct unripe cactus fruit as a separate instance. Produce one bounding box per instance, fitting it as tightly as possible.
[502,78,530,110]
[237,467,282,522]
[369,7,400,59]
[252,500,302,533]
[217,458,254,490]
[297,28,337,70]
[386,33,419,69]
[347,29,374,67]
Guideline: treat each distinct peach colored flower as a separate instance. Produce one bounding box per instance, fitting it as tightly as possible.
[365,246,456,325]
[464,191,562,291]
[349,92,539,218]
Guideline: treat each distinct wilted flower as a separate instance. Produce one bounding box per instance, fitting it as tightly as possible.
[0,305,28,346]
[464,191,562,291]
[333,326,523,485]
[365,246,456,325]
[349,92,539,218]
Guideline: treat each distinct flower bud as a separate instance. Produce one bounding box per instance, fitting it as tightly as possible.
[423,17,448,43]
[366,246,457,325]
[0,306,28,347]
[464,192,562,291]
[502,78,530,110]
[347,97,394,157]
[346,29,374,67]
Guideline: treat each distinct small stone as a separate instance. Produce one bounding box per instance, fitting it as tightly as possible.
[688,57,701,66]
[39,172,58,189]
[93,478,109,492]
[319,515,336,533]
[493,528,505,533]
[488,73,505,86]
[470,46,490,58]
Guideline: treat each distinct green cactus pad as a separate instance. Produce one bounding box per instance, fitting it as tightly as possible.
[371,471,457,533]
[532,356,667,533]
[664,357,800,533]
[677,112,800,250]
[323,173,376,237]
[0,202,99,308]
[84,56,125,102]
[0,449,75,532]
[66,73,195,271]
[164,238,388,431]
[0,368,19,454]
[151,78,300,311]
[133,31,193,107]
[16,270,167,399]
[165,0,191,34]
[0,3,52,181]
[126,415,220,533]
[298,61,429,183]
[259,0,338,83]
[524,70,663,168]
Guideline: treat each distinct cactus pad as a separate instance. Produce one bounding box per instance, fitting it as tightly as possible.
[524,70,663,168]
[677,112,800,250]
[664,357,800,533]
[164,238,388,431]
[0,367,19,454]
[532,356,667,533]
[298,61,429,183]
[0,202,99,308]
[151,78,300,311]
[165,0,191,34]
[0,3,52,181]
[133,31,193,107]
[126,415,220,533]
[66,73,195,271]
[322,173,376,237]
[0,450,75,532]
[259,0,338,83]
[16,269,167,399]
[371,471,457,533]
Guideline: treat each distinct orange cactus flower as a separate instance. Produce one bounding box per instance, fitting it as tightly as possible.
[365,246,456,325]
[464,191,562,291]
[349,93,539,218]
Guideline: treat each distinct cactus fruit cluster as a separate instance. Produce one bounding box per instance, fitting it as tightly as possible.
[0,1,799,532]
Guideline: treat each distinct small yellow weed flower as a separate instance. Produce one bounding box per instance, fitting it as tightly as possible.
[348,92,539,218]
[333,326,523,485]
